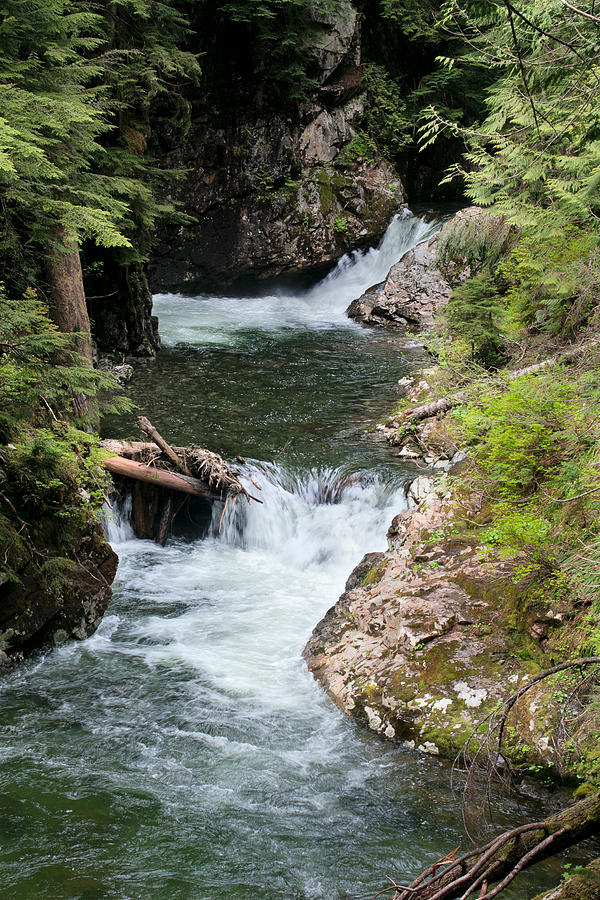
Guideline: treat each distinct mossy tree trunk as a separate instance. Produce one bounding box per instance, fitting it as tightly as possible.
[393,790,600,900]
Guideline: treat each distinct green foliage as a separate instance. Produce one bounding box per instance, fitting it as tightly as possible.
[362,63,412,158]
[451,363,600,600]
[333,133,377,168]
[437,214,517,282]
[361,0,489,169]
[440,220,599,359]
[0,0,200,289]
[379,0,443,42]
[444,273,505,367]
[220,0,344,100]
[0,283,132,439]
[497,228,600,337]
[421,0,600,232]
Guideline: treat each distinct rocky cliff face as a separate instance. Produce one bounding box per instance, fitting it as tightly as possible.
[0,514,117,673]
[0,442,118,672]
[149,2,404,293]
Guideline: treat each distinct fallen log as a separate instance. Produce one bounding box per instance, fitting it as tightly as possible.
[137,416,192,476]
[388,789,600,900]
[103,456,223,500]
[397,339,600,426]
[100,437,260,503]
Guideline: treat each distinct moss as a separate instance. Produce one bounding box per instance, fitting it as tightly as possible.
[361,558,388,586]
[315,169,335,214]
[531,859,600,900]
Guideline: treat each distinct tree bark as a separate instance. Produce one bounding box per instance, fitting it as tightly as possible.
[103,456,223,500]
[45,226,93,367]
[137,416,192,476]
[393,791,600,900]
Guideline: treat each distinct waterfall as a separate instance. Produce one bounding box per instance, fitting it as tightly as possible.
[151,211,440,346]
[212,462,407,574]
[100,494,134,545]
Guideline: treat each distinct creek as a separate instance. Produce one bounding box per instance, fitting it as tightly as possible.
[0,214,566,899]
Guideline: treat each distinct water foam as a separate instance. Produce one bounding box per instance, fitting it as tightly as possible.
[152,211,439,347]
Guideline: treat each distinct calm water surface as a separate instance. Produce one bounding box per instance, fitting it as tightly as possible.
[0,216,573,898]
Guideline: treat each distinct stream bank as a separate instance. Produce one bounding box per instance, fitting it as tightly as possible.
[304,207,600,793]
[0,215,579,899]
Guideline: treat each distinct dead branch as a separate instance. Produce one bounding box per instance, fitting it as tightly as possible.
[395,340,600,427]
[137,416,192,476]
[387,792,600,900]
[100,439,261,504]
[372,661,600,900]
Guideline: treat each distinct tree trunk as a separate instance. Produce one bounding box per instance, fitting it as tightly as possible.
[45,226,93,367]
[103,456,224,500]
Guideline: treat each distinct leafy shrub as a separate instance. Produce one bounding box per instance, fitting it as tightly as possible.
[362,63,412,159]
[0,284,131,439]
[437,214,517,282]
[496,228,600,337]
[334,133,377,168]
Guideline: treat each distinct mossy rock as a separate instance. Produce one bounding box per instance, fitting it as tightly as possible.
[531,859,600,899]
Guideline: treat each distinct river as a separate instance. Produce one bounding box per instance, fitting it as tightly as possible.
[0,214,568,898]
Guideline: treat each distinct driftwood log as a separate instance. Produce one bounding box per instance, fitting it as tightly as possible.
[103,456,223,500]
[137,416,192,476]
[396,340,600,427]
[101,419,260,545]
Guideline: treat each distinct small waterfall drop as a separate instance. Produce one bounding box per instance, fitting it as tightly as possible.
[100,494,134,545]
[213,462,408,574]
[152,211,439,346]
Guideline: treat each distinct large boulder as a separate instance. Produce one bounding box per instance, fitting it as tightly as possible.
[347,234,450,327]
[303,479,583,772]
[347,206,507,329]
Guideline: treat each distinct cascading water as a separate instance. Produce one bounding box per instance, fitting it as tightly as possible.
[151,210,438,347]
[0,214,561,899]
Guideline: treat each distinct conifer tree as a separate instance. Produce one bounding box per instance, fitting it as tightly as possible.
[420,0,600,231]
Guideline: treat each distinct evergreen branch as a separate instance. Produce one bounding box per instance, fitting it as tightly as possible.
[558,0,600,22]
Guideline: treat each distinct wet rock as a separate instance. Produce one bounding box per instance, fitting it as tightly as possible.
[347,234,450,328]
[531,860,600,899]
[347,206,506,330]
[149,4,404,292]
[97,359,134,384]
[303,479,574,772]
[345,552,386,591]
[0,522,117,666]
